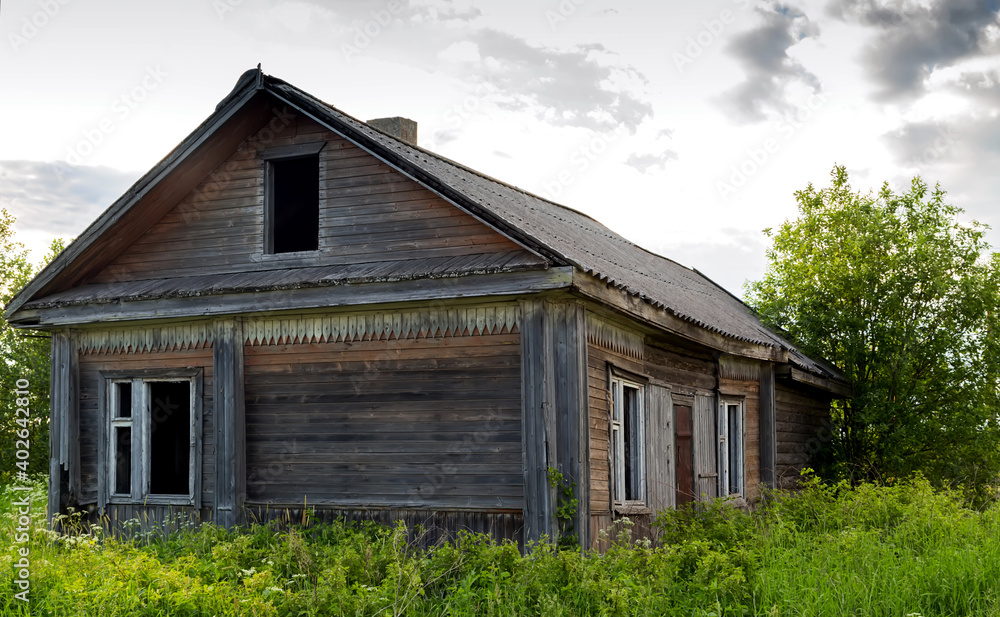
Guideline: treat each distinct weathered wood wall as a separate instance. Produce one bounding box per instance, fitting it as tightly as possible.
[242,328,523,511]
[84,503,208,537]
[586,312,721,547]
[245,507,523,548]
[90,111,534,284]
[77,345,215,507]
[775,381,832,488]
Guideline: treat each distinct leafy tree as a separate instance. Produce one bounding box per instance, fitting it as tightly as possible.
[746,166,1000,495]
[0,209,63,482]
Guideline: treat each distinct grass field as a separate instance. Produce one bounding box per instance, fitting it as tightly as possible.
[3,475,1000,616]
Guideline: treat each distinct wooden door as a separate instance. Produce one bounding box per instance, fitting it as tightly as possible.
[674,404,694,506]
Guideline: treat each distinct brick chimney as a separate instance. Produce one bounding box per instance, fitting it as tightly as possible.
[366,117,418,146]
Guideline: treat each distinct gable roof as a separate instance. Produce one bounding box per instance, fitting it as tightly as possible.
[6,68,843,386]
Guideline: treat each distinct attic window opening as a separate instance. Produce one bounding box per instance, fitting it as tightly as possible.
[265,150,321,254]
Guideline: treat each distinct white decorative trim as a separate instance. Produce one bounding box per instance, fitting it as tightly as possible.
[244,305,520,346]
[587,314,643,360]
[718,355,760,381]
[78,323,213,355]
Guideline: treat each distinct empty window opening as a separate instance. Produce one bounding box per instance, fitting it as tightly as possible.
[149,381,191,495]
[269,155,319,253]
[114,426,131,495]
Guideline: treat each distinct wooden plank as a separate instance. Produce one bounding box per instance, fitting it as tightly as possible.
[692,393,718,501]
[213,319,245,528]
[644,384,674,513]
[551,301,589,548]
[519,299,552,543]
[759,363,777,489]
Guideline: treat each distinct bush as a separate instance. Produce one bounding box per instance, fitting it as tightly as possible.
[3,475,1000,615]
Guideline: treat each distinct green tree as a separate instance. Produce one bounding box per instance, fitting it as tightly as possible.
[1,209,63,482]
[746,166,1000,495]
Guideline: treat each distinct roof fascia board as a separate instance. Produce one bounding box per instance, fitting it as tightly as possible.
[5,85,264,320]
[571,269,786,363]
[263,86,558,266]
[11,267,574,328]
[777,365,852,397]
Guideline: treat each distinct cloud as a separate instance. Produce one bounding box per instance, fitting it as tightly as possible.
[457,30,652,133]
[0,161,136,237]
[236,2,653,135]
[882,114,1000,249]
[719,3,821,124]
[828,0,1000,101]
[624,152,678,174]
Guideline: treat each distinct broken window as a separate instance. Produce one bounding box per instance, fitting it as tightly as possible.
[105,373,200,505]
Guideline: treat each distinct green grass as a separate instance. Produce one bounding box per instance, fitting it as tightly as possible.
[3,475,1000,616]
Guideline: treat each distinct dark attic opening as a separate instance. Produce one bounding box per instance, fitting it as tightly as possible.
[149,381,191,495]
[269,154,320,253]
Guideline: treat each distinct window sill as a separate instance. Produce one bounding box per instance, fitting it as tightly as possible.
[253,250,322,262]
[613,502,651,516]
[108,496,196,507]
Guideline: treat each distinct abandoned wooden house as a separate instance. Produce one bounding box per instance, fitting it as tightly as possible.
[5,68,848,548]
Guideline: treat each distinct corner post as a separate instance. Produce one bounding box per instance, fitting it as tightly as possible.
[48,330,78,525]
[520,299,590,548]
[213,319,246,528]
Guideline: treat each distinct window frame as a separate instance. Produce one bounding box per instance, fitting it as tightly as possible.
[261,142,326,256]
[717,397,745,498]
[99,369,203,507]
[610,373,646,507]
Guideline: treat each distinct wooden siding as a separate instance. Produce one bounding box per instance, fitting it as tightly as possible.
[245,507,523,549]
[78,347,215,507]
[243,332,523,510]
[587,317,721,544]
[84,503,209,538]
[719,377,761,502]
[90,111,532,285]
[775,381,832,488]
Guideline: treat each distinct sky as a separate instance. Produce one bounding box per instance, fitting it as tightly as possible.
[1,0,998,296]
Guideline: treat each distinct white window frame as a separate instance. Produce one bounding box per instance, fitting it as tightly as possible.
[611,375,645,506]
[101,369,202,507]
[718,398,745,497]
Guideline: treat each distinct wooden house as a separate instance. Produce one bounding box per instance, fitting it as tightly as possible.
[5,69,848,548]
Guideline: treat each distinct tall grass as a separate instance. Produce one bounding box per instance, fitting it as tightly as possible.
[2,474,999,616]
